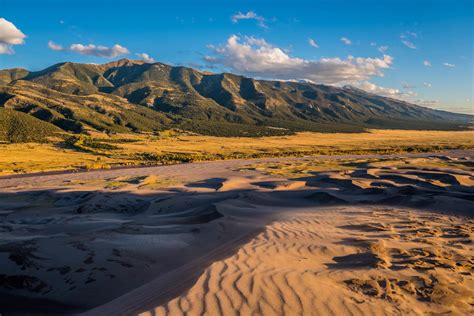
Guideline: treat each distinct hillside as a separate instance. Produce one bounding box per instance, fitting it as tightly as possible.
[0,59,471,139]
[0,108,61,143]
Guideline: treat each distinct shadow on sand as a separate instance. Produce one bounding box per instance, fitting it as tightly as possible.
[0,168,473,315]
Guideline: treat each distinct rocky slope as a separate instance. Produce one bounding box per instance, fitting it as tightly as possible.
[0,59,471,138]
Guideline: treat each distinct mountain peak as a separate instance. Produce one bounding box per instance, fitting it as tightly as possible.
[0,59,471,137]
[103,59,146,68]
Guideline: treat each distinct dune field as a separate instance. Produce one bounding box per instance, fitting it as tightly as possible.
[2,1,474,315]
[0,151,472,315]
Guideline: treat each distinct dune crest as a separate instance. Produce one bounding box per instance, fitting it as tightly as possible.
[0,152,472,315]
[142,208,473,316]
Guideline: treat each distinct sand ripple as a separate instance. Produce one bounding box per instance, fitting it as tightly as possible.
[143,208,473,316]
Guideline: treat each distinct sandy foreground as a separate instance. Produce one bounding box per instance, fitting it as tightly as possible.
[0,151,473,315]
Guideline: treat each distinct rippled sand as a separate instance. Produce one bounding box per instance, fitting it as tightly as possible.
[0,153,472,315]
[133,207,473,316]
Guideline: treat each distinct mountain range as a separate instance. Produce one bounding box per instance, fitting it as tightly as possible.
[0,59,471,140]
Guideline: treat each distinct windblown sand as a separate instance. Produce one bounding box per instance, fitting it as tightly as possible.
[0,151,472,315]
[144,208,473,316]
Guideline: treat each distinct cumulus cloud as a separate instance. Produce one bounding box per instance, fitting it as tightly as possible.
[340,37,352,45]
[0,18,26,54]
[443,62,455,67]
[69,43,129,58]
[0,18,25,45]
[350,81,420,101]
[423,60,431,67]
[352,82,416,102]
[204,35,393,84]
[231,11,267,28]
[308,38,319,48]
[48,40,64,51]
[378,46,388,53]
[354,81,405,98]
[135,52,155,63]
[0,44,13,54]
[423,82,432,88]
[48,41,129,58]
[400,32,417,49]
[360,87,437,106]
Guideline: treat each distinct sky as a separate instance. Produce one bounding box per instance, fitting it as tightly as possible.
[0,0,472,114]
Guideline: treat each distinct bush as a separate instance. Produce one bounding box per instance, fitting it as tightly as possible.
[0,108,60,143]
[64,135,118,153]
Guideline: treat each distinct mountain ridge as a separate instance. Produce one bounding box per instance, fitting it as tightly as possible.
[0,59,471,139]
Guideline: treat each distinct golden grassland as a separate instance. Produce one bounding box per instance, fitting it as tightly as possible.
[1,129,473,176]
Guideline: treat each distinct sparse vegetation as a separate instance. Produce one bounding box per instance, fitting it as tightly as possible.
[0,108,60,143]
[0,60,471,139]
[65,135,119,154]
[0,129,473,176]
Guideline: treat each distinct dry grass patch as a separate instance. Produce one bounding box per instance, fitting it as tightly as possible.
[1,129,473,176]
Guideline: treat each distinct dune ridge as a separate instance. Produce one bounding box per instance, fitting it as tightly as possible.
[0,152,472,315]
[138,207,473,316]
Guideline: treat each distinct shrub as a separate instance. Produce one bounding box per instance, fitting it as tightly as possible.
[0,108,60,143]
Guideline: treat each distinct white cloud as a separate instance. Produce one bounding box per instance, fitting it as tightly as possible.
[0,43,13,54]
[370,42,377,46]
[340,37,352,45]
[400,32,417,49]
[443,62,455,67]
[0,18,25,45]
[135,52,155,63]
[48,41,130,58]
[231,11,267,28]
[205,35,393,84]
[400,37,416,49]
[423,60,431,67]
[378,45,388,53]
[423,82,432,88]
[0,18,26,54]
[48,40,64,51]
[308,38,319,48]
[70,43,129,58]
[351,81,420,101]
[354,81,404,98]
[405,90,418,98]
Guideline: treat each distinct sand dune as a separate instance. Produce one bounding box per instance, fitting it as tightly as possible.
[141,208,473,316]
[0,152,472,315]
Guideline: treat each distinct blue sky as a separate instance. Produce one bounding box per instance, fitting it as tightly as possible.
[0,0,472,113]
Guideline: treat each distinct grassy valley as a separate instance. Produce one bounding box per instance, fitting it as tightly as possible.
[1,129,473,176]
[0,59,472,176]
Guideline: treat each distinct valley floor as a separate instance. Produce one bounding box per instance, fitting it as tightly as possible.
[0,150,472,315]
[1,129,473,176]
